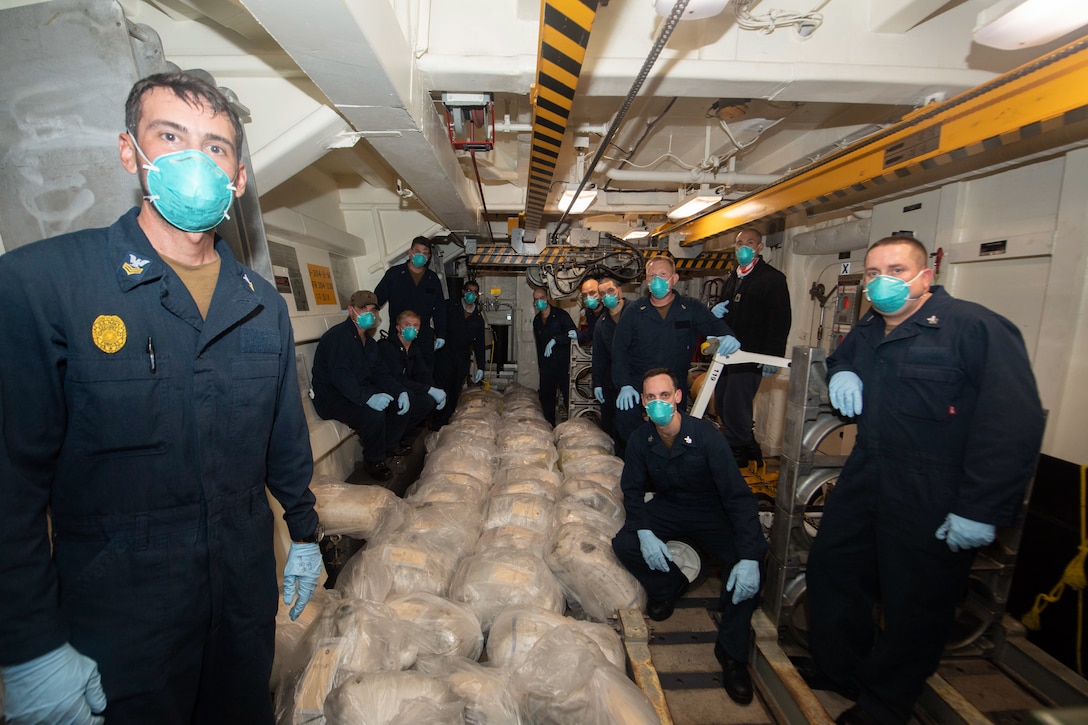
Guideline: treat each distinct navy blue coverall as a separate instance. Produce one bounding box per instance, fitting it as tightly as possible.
[591,298,631,444]
[532,304,576,427]
[611,293,731,442]
[576,305,602,346]
[613,414,767,662]
[311,320,410,463]
[376,336,438,433]
[711,257,791,458]
[374,262,447,364]
[432,298,487,428]
[806,286,1045,723]
[0,209,317,723]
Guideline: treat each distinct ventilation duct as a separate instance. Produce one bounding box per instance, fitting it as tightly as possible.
[792,217,871,255]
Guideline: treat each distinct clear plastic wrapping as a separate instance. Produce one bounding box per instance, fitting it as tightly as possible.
[406,472,492,511]
[273,588,332,694]
[561,472,621,498]
[474,525,547,559]
[557,484,625,529]
[552,418,602,442]
[422,443,496,481]
[558,453,624,479]
[484,605,570,670]
[551,499,623,538]
[491,465,561,493]
[448,548,565,633]
[323,671,464,725]
[387,592,484,661]
[310,476,408,540]
[425,425,498,455]
[414,655,524,725]
[544,523,647,623]
[483,494,554,537]
[399,502,485,554]
[495,447,559,472]
[511,626,660,725]
[337,531,461,600]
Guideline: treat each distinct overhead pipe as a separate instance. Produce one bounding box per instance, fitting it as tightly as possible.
[606,168,780,185]
[495,116,609,135]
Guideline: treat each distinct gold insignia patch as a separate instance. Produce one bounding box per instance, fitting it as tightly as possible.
[92,315,127,353]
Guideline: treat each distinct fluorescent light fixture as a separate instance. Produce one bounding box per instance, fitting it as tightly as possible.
[623,227,650,240]
[973,0,1088,50]
[557,185,597,214]
[667,190,722,220]
[654,0,729,20]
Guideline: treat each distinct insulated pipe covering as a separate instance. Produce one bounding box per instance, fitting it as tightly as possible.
[605,168,780,185]
[791,217,871,255]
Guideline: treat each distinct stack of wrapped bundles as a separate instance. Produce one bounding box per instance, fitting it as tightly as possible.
[275,383,656,725]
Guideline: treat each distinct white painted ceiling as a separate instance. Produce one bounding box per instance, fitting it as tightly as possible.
[119,0,1088,243]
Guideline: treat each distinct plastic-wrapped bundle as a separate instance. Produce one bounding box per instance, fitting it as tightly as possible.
[489,478,559,504]
[272,588,332,693]
[422,443,496,481]
[398,502,485,554]
[512,626,659,725]
[544,523,646,623]
[474,525,547,558]
[333,598,411,675]
[552,418,602,442]
[406,472,492,511]
[561,472,621,498]
[551,499,623,538]
[495,447,559,472]
[556,434,615,470]
[415,655,524,725]
[483,494,554,537]
[491,465,561,494]
[496,427,554,453]
[425,425,498,455]
[558,484,625,528]
[337,531,460,600]
[484,605,569,669]
[387,592,484,661]
[457,387,504,413]
[558,452,624,479]
[324,671,464,725]
[310,477,408,540]
[448,548,565,633]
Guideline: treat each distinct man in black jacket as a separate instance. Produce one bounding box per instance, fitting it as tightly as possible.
[432,280,487,429]
[378,309,445,437]
[712,227,791,466]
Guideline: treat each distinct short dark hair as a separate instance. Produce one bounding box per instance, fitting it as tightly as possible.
[596,271,622,287]
[868,235,928,268]
[736,226,763,244]
[125,72,244,152]
[642,367,680,391]
[411,236,433,251]
[462,279,480,292]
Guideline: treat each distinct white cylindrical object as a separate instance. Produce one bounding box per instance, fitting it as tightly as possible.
[792,217,871,255]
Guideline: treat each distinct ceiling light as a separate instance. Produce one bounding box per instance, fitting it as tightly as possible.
[654,0,729,20]
[623,227,650,240]
[973,0,1088,50]
[667,189,722,220]
[557,185,597,214]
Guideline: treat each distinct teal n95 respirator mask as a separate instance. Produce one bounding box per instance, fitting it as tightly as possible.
[129,133,236,233]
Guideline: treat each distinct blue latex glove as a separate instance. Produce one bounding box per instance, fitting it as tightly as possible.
[637,529,673,573]
[366,393,393,411]
[828,371,863,417]
[2,643,107,725]
[759,364,777,378]
[594,386,605,404]
[397,391,410,415]
[544,339,556,358]
[711,300,730,318]
[726,559,761,604]
[616,385,640,411]
[434,337,445,351]
[936,513,996,552]
[567,330,578,340]
[709,335,741,356]
[428,386,447,410]
[283,542,323,621]
[472,369,484,384]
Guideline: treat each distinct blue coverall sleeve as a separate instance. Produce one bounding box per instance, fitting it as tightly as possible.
[706,432,767,560]
[591,319,609,389]
[619,439,650,530]
[264,309,318,542]
[374,269,391,307]
[611,309,637,390]
[0,253,68,665]
[432,280,448,338]
[955,315,1045,524]
[471,315,488,371]
[324,333,384,405]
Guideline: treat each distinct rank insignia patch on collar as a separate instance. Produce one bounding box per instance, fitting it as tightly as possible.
[684,436,692,444]
[242,273,254,292]
[121,253,151,276]
[927,315,939,324]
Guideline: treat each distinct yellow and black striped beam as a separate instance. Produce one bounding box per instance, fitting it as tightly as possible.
[659,34,1088,246]
[467,246,734,273]
[523,0,600,239]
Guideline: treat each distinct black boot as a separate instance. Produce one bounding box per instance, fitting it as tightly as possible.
[714,642,753,705]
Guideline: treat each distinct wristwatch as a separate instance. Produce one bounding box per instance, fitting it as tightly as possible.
[300,522,325,544]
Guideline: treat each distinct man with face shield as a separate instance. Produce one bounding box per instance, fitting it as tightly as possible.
[806,236,1045,725]
[611,255,741,443]
[312,291,414,482]
[0,72,321,723]
[611,368,767,706]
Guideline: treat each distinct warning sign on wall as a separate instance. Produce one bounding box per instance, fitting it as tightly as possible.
[308,264,337,306]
